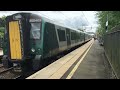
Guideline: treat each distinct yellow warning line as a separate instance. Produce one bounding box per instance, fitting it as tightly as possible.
[66,41,94,79]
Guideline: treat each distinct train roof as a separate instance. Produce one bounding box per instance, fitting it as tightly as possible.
[7,12,85,34]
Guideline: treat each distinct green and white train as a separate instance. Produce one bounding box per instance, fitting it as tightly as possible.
[2,12,92,70]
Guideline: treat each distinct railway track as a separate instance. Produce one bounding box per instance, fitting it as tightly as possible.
[0,67,13,74]
[0,65,33,79]
[0,63,36,79]
[0,64,3,68]
[13,75,22,79]
[0,66,22,79]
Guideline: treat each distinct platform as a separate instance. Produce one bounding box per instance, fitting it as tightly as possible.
[27,39,94,79]
[66,40,115,79]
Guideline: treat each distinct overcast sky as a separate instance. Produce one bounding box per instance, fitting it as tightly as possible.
[0,11,98,32]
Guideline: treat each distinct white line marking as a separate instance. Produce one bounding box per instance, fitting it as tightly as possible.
[66,41,94,79]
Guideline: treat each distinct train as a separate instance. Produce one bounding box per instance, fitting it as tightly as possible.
[2,12,92,71]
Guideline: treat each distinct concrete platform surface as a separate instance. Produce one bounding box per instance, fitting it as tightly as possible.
[71,40,115,79]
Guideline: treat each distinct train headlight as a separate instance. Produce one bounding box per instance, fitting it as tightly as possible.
[31,48,35,52]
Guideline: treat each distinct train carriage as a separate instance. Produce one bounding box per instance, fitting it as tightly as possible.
[2,12,92,71]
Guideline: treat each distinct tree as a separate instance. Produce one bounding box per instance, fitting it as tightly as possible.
[0,15,6,38]
[96,11,120,36]
[0,15,6,27]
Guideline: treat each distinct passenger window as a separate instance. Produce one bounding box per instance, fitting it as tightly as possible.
[57,29,66,41]
[71,32,76,40]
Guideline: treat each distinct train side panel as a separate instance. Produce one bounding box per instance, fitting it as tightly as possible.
[66,28,71,49]
[80,32,85,44]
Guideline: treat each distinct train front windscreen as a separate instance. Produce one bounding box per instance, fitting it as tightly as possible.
[30,22,41,40]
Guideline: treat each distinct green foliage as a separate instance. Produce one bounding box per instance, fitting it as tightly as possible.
[0,15,6,27]
[96,11,120,36]
[0,27,4,38]
[0,15,6,38]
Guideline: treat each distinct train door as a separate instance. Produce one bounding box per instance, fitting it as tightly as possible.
[66,28,71,47]
[9,21,22,60]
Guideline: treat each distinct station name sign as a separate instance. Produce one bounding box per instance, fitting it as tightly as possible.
[29,19,41,22]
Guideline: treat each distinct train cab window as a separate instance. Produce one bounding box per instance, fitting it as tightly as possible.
[30,22,41,39]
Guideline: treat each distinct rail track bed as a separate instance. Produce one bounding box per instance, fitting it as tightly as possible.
[0,64,36,79]
[0,65,22,79]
